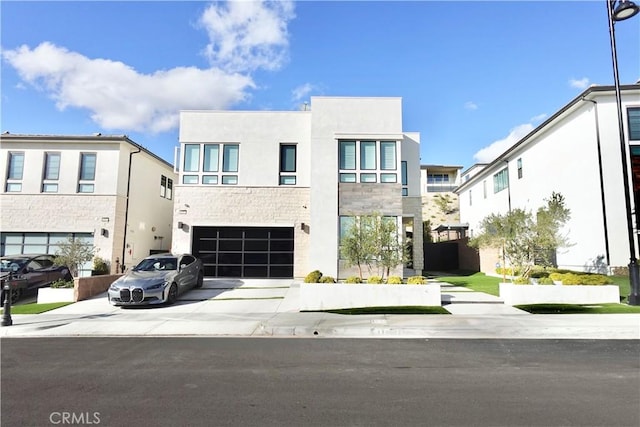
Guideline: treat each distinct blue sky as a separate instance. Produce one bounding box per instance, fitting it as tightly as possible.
[2,1,639,170]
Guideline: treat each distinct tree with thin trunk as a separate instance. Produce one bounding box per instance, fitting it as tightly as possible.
[53,235,95,278]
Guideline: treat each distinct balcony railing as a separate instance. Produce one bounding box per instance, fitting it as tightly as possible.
[426,184,458,193]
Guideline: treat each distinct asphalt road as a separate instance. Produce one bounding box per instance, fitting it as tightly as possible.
[2,338,639,427]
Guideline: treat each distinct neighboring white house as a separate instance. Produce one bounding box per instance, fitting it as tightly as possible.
[173,96,423,279]
[0,134,176,275]
[456,84,640,274]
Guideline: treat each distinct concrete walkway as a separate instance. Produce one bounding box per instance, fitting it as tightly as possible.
[1,279,638,339]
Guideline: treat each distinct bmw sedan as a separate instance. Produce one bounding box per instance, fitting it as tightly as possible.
[108,253,203,306]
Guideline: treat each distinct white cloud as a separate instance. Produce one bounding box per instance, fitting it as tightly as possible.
[199,0,295,73]
[473,123,534,163]
[2,0,296,133]
[3,42,255,133]
[464,101,478,111]
[291,83,314,102]
[530,113,548,123]
[569,77,590,89]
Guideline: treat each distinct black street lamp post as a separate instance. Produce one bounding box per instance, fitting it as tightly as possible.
[607,0,640,305]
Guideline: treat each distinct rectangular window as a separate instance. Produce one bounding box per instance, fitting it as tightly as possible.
[483,180,487,199]
[493,168,509,193]
[340,173,356,183]
[279,144,296,185]
[78,153,96,193]
[280,144,296,172]
[339,141,356,170]
[401,161,408,197]
[222,175,238,185]
[7,152,24,180]
[360,173,377,183]
[167,178,172,199]
[628,107,640,140]
[469,189,473,206]
[44,152,60,180]
[380,141,396,170]
[160,175,167,197]
[517,158,523,179]
[183,175,198,184]
[184,144,200,172]
[380,173,397,183]
[339,216,355,246]
[223,145,239,172]
[6,152,24,192]
[203,175,218,185]
[203,144,219,172]
[360,141,376,170]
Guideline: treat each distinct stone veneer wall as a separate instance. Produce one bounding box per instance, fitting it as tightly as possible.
[173,186,311,278]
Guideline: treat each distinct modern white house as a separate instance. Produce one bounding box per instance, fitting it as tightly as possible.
[0,134,176,275]
[173,96,423,279]
[456,84,640,274]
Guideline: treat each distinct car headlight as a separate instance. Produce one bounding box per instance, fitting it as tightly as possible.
[109,283,120,291]
[147,281,167,290]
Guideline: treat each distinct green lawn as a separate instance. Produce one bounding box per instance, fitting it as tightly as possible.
[0,301,72,315]
[430,271,640,313]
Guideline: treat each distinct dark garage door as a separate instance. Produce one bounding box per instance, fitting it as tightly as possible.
[192,226,294,278]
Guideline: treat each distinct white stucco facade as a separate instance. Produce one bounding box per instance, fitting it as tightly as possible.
[175,97,423,279]
[456,85,640,273]
[0,134,176,274]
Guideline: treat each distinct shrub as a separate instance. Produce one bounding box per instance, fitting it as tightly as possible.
[386,276,403,284]
[547,272,613,286]
[92,257,109,275]
[538,277,554,285]
[530,270,550,279]
[407,276,426,285]
[496,267,521,276]
[367,275,384,284]
[50,279,74,289]
[514,276,530,284]
[549,272,564,282]
[304,270,323,283]
[318,276,336,283]
[345,276,362,284]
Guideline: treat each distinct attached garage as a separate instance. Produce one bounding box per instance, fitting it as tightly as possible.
[192,226,294,278]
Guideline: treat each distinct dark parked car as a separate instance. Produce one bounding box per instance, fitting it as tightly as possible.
[0,254,72,304]
[108,253,203,306]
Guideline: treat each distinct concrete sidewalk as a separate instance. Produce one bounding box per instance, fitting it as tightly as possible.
[1,279,639,339]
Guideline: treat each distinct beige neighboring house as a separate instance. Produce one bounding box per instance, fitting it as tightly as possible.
[420,165,464,241]
[0,134,176,275]
[173,96,423,279]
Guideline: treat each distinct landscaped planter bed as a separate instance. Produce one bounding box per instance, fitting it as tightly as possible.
[499,283,620,306]
[300,282,442,311]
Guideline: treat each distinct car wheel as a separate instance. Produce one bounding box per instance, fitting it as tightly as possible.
[195,271,204,289]
[167,283,178,305]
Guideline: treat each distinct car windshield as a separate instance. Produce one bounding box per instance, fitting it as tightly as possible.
[0,258,27,272]
[133,257,178,272]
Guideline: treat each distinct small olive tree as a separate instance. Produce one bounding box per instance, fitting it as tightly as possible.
[53,235,95,277]
[341,213,405,279]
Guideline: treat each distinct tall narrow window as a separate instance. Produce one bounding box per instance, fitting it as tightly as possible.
[184,144,200,172]
[6,152,24,192]
[380,141,396,170]
[628,107,640,140]
[493,168,509,193]
[42,152,60,193]
[469,189,473,206]
[78,153,96,193]
[166,178,173,200]
[203,144,219,172]
[517,158,523,179]
[222,145,239,172]
[483,180,487,199]
[279,144,296,185]
[401,161,408,196]
[360,141,376,170]
[160,175,167,197]
[339,141,356,170]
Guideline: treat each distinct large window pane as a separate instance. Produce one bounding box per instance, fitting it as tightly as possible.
[380,141,396,170]
[360,141,376,170]
[8,152,24,180]
[184,144,200,172]
[493,168,509,193]
[44,153,61,180]
[339,216,355,242]
[203,144,219,172]
[223,145,239,172]
[79,153,96,180]
[339,141,356,170]
[280,145,296,172]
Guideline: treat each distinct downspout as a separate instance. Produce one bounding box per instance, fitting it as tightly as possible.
[582,97,611,266]
[121,147,141,272]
